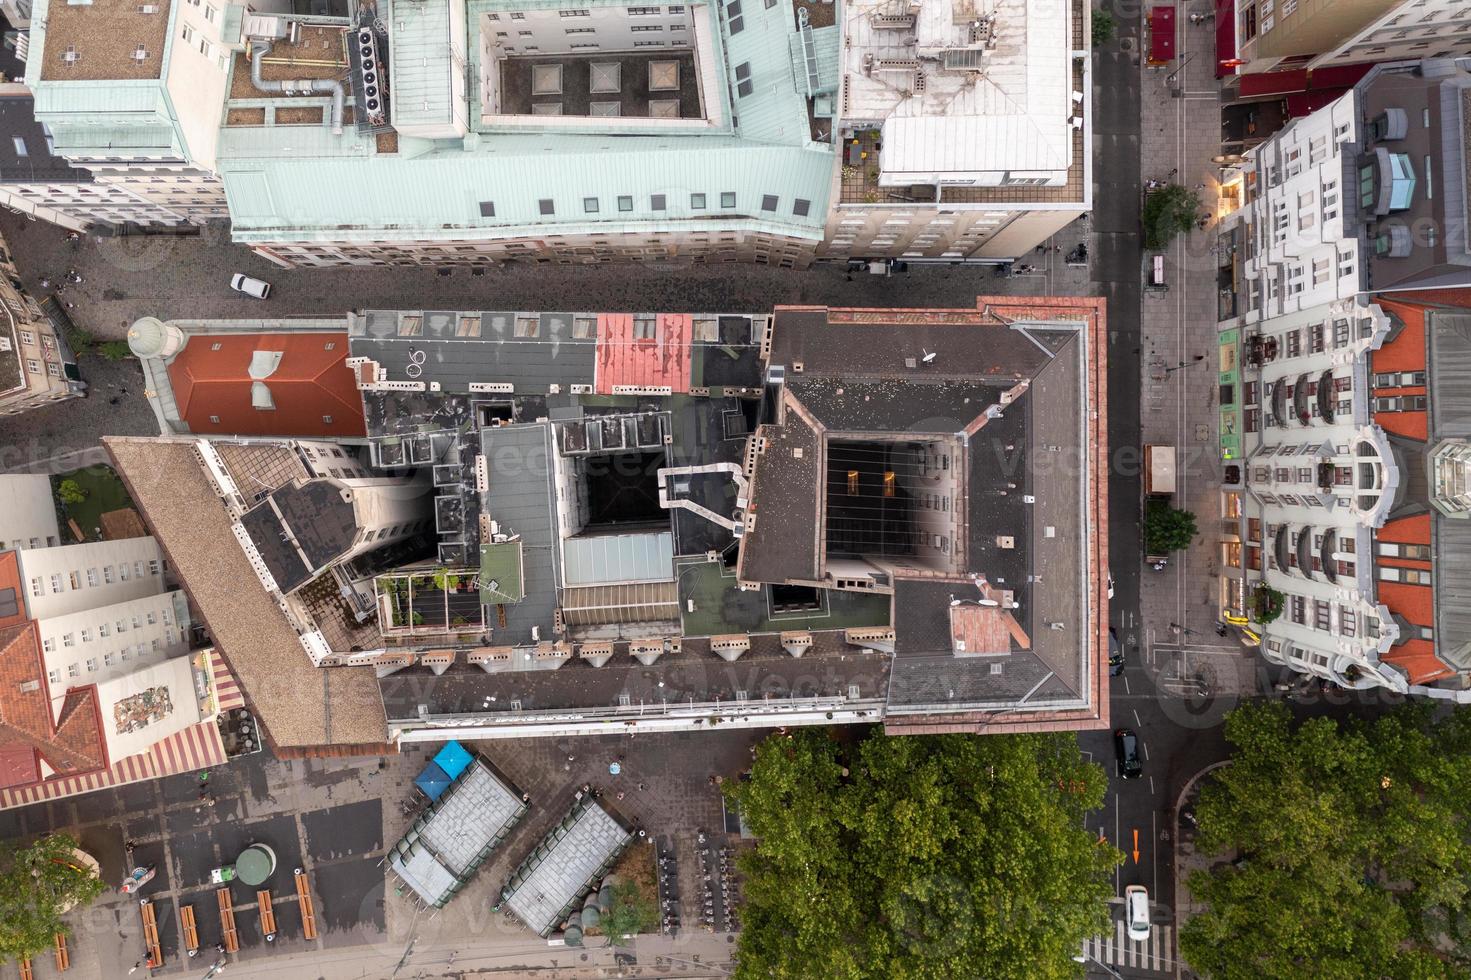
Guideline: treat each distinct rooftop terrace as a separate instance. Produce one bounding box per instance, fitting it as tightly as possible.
[34,0,170,82]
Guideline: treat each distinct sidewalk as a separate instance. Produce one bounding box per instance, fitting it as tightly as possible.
[1137,6,1233,670]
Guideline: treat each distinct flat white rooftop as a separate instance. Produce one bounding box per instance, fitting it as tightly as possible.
[841,0,1073,180]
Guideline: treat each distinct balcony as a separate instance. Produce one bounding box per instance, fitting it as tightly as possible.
[1274,524,1292,572]
[1271,377,1288,424]
[1317,370,1336,423]
[1320,529,1338,584]
[1296,526,1315,580]
[1247,334,1279,367]
[1293,373,1311,425]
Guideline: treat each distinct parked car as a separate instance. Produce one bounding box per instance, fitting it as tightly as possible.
[1114,728,1142,779]
[1125,885,1151,941]
[1108,628,1125,676]
[230,273,272,299]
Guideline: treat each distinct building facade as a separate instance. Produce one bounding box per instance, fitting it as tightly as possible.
[0,224,84,413]
[1216,58,1471,696]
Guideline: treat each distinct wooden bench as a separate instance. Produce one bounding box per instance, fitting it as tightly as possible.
[257,890,277,943]
[18,957,32,980]
[180,904,200,958]
[139,898,163,969]
[53,933,69,972]
[216,888,239,953]
[295,869,318,941]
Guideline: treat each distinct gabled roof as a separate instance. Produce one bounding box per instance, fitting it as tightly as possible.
[0,610,107,790]
[166,332,366,438]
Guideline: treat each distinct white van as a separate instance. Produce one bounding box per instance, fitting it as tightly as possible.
[230,273,272,299]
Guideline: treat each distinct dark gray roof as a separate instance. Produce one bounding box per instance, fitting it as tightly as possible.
[351,311,598,394]
[767,308,1053,381]
[379,631,892,720]
[1435,516,1471,671]
[1429,311,1471,439]
[240,479,358,593]
[739,397,820,583]
[0,97,91,184]
[785,377,1000,433]
[480,423,559,643]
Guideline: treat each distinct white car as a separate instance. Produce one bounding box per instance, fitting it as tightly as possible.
[230,273,272,299]
[1125,885,1151,941]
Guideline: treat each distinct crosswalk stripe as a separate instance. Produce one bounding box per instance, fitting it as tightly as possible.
[1083,922,1176,973]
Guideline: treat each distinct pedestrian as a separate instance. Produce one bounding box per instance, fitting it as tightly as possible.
[38,277,50,289]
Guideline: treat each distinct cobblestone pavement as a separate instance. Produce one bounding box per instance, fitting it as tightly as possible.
[0,354,154,473]
[1,211,1095,341]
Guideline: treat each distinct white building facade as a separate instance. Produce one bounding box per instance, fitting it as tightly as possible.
[1309,1,1471,70]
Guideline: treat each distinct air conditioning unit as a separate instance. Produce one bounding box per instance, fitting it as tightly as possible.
[62,47,80,63]
[138,3,158,12]
[132,46,148,61]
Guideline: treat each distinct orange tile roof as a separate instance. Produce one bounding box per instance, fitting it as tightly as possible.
[594,314,692,394]
[0,623,106,789]
[167,333,366,438]
[1383,639,1454,685]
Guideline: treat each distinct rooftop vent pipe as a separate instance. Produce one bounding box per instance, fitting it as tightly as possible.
[250,40,344,136]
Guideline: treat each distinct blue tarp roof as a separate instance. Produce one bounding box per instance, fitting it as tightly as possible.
[433,740,474,781]
[415,760,453,801]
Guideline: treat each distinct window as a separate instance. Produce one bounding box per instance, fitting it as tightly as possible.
[734,61,753,98]
[566,27,596,33]
[538,198,554,215]
[721,191,736,208]
[1313,600,1331,631]
[18,330,33,345]
[85,657,96,672]
[204,2,215,20]
[583,197,599,213]
[99,623,110,638]
[146,610,157,625]
[793,198,811,217]
[760,194,778,212]
[479,201,495,217]
[103,565,115,584]
[650,194,666,211]
[559,7,591,14]
[181,24,194,42]
[67,664,79,679]
[631,23,663,30]
[627,4,660,11]
[690,192,706,209]
[726,0,743,33]
[11,137,26,157]
[1425,154,1433,200]
[119,564,130,581]
[116,619,126,633]
[1380,566,1430,584]
[510,10,525,17]
[48,668,60,684]
[29,577,42,598]
[617,195,633,212]
[49,573,63,594]
[62,632,75,648]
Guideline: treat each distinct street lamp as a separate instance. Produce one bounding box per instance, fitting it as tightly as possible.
[1165,51,1196,88]
[1162,355,1207,376]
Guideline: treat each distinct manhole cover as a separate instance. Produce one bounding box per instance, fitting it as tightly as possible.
[1120,37,1136,53]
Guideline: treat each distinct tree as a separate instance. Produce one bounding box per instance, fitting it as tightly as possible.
[1144,501,1197,554]
[601,879,656,946]
[1250,585,1284,624]
[1143,184,1201,249]
[728,728,1120,980]
[0,835,105,964]
[98,341,132,362]
[56,479,88,506]
[1091,9,1116,46]
[1180,701,1471,979]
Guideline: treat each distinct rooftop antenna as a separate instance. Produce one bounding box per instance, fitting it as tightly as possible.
[921,350,937,363]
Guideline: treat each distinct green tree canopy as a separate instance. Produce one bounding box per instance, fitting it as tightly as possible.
[729,728,1120,980]
[1091,10,1116,46]
[602,878,656,946]
[56,479,88,506]
[0,834,105,964]
[1180,701,1471,979]
[1145,502,1197,554]
[1143,184,1201,249]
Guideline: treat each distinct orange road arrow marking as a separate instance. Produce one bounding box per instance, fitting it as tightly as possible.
[1132,829,1140,864]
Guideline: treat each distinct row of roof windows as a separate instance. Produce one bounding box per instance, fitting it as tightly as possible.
[478,193,812,218]
[487,5,684,17]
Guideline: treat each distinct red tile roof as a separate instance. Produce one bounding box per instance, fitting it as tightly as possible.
[594,314,692,394]
[167,332,366,438]
[0,552,107,788]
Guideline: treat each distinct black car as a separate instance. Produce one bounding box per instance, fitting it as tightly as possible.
[1108,628,1125,676]
[1115,728,1143,779]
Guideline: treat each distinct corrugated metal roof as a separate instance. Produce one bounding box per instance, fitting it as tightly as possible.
[1435,516,1471,670]
[1430,312,1471,437]
[389,0,459,131]
[562,531,673,587]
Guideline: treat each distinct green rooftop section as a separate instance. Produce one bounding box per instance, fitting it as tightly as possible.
[677,558,891,638]
[480,540,526,604]
[214,0,835,244]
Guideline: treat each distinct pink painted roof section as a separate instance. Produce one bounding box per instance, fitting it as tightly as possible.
[594,313,692,394]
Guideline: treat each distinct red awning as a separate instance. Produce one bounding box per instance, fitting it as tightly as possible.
[1215,0,1237,77]
[1287,88,1348,117]
[1308,63,1372,89]
[1149,6,1176,65]
[1238,68,1309,97]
